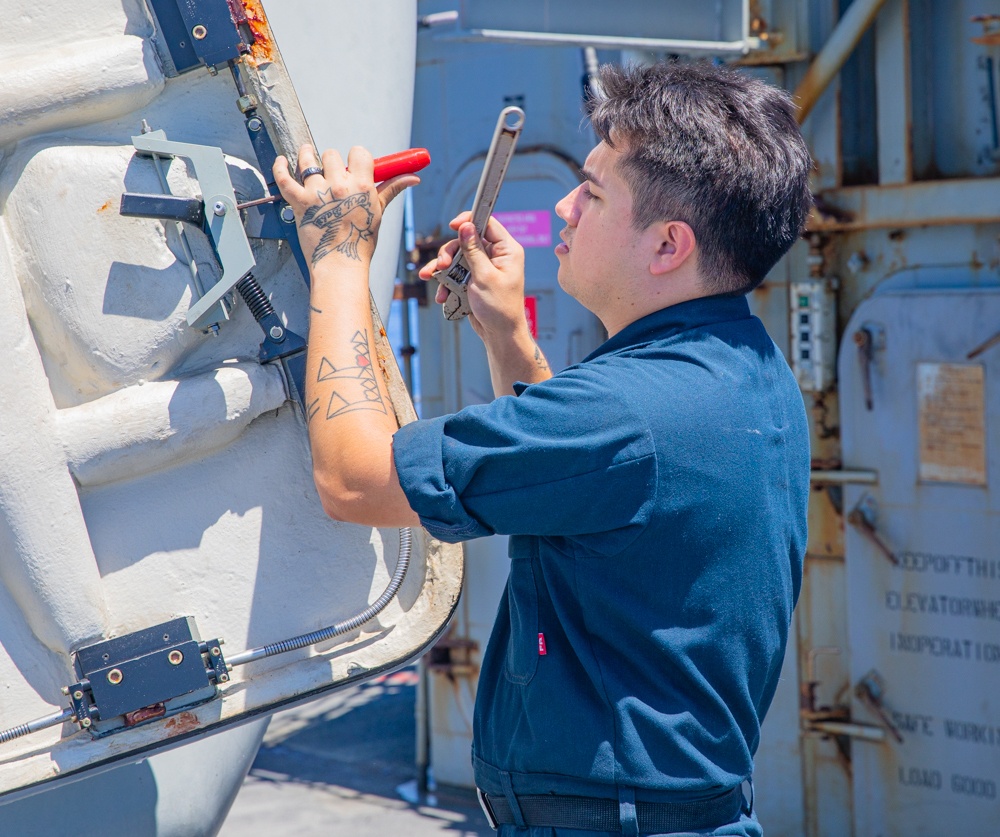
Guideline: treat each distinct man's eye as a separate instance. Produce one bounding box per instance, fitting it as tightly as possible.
[581,185,598,200]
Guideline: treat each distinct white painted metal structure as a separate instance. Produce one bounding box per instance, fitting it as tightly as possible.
[0,2,462,834]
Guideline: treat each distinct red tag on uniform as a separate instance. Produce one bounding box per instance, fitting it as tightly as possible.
[524,296,538,339]
[538,633,547,656]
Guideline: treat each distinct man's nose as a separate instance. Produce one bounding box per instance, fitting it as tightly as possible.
[555,187,579,225]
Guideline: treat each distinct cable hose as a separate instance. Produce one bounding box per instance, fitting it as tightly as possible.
[228,527,412,666]
[0,723,32,745]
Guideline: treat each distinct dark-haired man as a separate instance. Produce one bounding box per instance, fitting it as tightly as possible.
[274,60,812,837]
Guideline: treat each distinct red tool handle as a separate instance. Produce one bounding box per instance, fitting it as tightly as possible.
[372,148,431,181]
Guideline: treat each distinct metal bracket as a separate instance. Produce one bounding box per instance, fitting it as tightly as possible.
[64,617,229,731]
[131,129,256,329]
[145,0,254,76]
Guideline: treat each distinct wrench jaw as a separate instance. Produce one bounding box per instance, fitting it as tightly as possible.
[434,259,473,321]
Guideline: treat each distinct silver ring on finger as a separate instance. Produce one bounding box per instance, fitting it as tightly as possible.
[299,166,324,182]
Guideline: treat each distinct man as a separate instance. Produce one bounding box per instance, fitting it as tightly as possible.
[273,61,812,836]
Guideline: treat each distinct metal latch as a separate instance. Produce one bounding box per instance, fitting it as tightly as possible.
[120,126,308,405]
[847,494,898,565]
[853,321,885,410]
[64,617,229,732]
[855,669,904,743]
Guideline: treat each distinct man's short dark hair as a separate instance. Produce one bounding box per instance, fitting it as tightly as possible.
[587,61,813,296]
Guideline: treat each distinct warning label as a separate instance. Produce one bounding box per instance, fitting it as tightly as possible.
[917,363,986,485]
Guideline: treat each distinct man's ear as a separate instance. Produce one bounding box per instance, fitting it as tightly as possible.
[648,220,697,276]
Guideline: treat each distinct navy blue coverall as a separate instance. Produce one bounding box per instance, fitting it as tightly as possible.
[393,295,810,836]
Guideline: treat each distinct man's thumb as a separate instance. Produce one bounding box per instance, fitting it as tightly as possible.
[459,223,489,268]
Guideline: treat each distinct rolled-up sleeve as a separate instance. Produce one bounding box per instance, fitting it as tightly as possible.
[392,367,656,548]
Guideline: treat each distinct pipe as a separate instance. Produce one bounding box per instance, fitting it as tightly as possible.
[794,0,892,124]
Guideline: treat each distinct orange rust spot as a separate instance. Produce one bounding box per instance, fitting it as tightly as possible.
[240,0,276,65]
[98,200,112,213]
[124,703,166,727]
[163,711,200,736]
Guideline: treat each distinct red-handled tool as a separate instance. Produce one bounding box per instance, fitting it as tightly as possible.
[237,148,431,210]
[373,148,431,181]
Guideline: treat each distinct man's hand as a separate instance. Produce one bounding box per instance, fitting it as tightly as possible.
[419,213,528,342]
[274,144,418,270]
[420,213,551,396]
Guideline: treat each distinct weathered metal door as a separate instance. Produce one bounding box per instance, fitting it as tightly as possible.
[840,282,1000,836]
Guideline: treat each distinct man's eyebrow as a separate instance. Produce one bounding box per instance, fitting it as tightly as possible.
[580,167,603,189]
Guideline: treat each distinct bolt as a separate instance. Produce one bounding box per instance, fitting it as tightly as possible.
[213,201,227,217]
[168,650,184,666]
[219,673,230,683]
[218,638,225,646]
[280,205,295,223]
[192,24,208,40]
[107,669,123,685]
[61,686,70,696]
[247,116,263,132]
[81,718,92,729]
[73,691,84,701]
[211,646,222,657]
[269,325,284,340]
[203,323,221,337]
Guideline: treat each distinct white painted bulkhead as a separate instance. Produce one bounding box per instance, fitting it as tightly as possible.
[0,1,462,833]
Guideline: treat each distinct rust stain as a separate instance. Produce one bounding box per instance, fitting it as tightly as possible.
[163,711,200,736]
[124,703,166,727]
[240,0,276,65]
[97,200,112,213]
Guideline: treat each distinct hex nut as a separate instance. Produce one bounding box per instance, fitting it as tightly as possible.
[192,24,208,40]
[81,718,92,729]
[73,690,84,700]
[211,647,222,657]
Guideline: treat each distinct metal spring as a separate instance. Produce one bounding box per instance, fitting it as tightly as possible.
[234,274,275,323]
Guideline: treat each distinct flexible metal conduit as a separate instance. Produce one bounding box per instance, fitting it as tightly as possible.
[794,0,891,124]
[0,528,411,744]
[227,527,411,667]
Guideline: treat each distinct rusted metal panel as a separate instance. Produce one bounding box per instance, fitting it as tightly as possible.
[839,288,1000,835]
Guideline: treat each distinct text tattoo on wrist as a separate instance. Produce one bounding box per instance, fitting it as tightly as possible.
[307,330,387,423]
[300,189,375,264]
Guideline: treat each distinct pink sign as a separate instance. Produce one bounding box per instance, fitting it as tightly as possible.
[494,210,552,248]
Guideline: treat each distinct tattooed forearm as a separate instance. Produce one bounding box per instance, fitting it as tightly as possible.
[301,188,375,265]
[533,344,551,373]
[308,330,387,422]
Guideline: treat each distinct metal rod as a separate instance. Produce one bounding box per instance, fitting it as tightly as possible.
[794,0,892,124]
[443,29,756,55]
[810,469,878,484]
[0,708,75,745]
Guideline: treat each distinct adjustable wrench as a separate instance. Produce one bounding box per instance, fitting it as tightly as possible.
[434,106,525,320]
